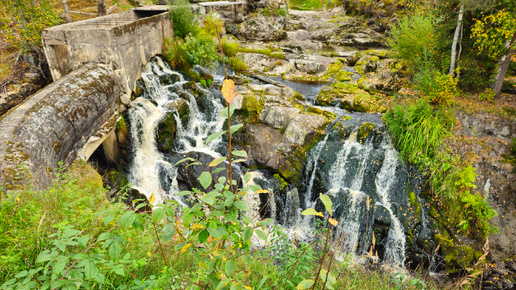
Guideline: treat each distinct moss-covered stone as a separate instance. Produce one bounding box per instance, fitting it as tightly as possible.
[359,122,375,140]
[355,55,379,76]
[239,94,265,123]
[157,99,189,153]
[434,233,484,272]
[306,106,336,121]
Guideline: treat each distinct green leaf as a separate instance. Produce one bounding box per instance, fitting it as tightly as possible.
[257,218,274,227]
[243,172,251,183]
[177,190,192,196]
[114,267,125,276]
[175,157,195,166]
[77,236,89,249]
[199,172,212,189]
[110,242,122,259]
[209,157,226,167]
[255,229,267,241]
[206,190,221,199]
[53,256,68,275]
[242,227,253,241]
[206,131,226,144]
[257,276,269,289]
[152,208,165,224]
[320,194,333,216]
[36,250,55,263]
[121,211,136,228]
[301,208,323,217]
[211,167,225,174]
[320,269,336,289]
[199,229,209,243]
[103,215,114,227]
[207,227,222,239]
[215,278,232,290]
[234,200,248,211]
[225,259,236,277]
[200,197,215,205]
[208,210,224,218]
[220,104,235,119]
[14,271,28,278]
[296,279,315,289]
[230,124,243,134]
[232,150,248,158]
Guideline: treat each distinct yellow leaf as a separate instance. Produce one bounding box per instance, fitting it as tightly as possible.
[181,243,191,254]
[147,251,152,257]
[221,79,237,104]
[328,218,338,226]
[149,193,156,204]
[254,189,269,194]
[190,223,204,230]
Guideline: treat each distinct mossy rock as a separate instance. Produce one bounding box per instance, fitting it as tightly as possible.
[239,94,265,123]
[335,70,353,82]
[355,49,389,59]
[434,234,484,272]
[157,100,189,153]
[306,106,336,121]
[358,122,375,141]
[355,55,379,76]
[316,86,340,106]
[69,161,104,192]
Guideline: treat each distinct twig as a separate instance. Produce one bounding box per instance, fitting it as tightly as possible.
[152,220,170,268]
[311,222,332,290]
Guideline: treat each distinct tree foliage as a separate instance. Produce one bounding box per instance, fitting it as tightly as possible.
[0,0,62,52]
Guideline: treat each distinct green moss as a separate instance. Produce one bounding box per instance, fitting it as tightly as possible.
[306,106,336,121]
[434,234,483,272]
[358,122,375,140]
[335,70,353,82]
[239,94,265,123]
[273,174,288,192]
[408,191,422,219]
[355,55,379,76]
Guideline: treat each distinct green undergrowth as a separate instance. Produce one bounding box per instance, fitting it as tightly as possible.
[0,150,440,289]
[384,99,497,241]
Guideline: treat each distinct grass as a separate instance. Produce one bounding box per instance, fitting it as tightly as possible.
[0,161,463,289]
[289,0,327,11]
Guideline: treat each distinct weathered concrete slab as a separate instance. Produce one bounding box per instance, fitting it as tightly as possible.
[0,64,122,189]
[42,9,172,104]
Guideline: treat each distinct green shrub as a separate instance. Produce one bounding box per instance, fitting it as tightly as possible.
[1,0,62,52]
[388,13,439,73]
[169,0,196,38]
[228,56,248,73]
[222,36,241,57]
[414,68,460,106]
[179,33,218,67]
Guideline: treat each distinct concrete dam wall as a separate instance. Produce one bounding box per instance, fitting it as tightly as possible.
[0,7,172,189]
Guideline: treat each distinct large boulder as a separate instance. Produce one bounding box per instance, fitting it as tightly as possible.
[240,14,287,41]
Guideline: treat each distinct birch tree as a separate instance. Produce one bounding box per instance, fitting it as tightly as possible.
[449,4,464,77]
[472,9,516,96]
[61,0,72,23]
[98,0,107,16]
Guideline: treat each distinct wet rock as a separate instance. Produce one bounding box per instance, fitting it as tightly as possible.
[282,113,326,146]
[260,105,301,130]
[176,151,240,191]
[157,99,189,154]
[240,14,287,41]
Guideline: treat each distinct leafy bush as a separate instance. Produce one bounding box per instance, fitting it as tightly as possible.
[414,68,460,106]
[179,33,218,67]
[227,56,248,73]
[388,13,439,73]
[169,0,196,38]
[222,36,241,57]
[0,0,62,52]
[385,99,498,238]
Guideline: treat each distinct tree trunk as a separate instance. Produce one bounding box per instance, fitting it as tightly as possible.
[449,5,464,77]
[493,31,516,96]
[98,0,107,16]
[61,0,72,23]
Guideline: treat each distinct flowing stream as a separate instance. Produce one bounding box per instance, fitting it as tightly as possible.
[126,57,429,269]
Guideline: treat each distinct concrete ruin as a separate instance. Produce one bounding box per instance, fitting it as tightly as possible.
[42,7,172,104]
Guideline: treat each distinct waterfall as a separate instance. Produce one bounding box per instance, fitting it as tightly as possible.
[126,57,414,268]
[374,147,406,268]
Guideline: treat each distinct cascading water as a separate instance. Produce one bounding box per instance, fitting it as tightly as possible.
[126,57,430,269]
